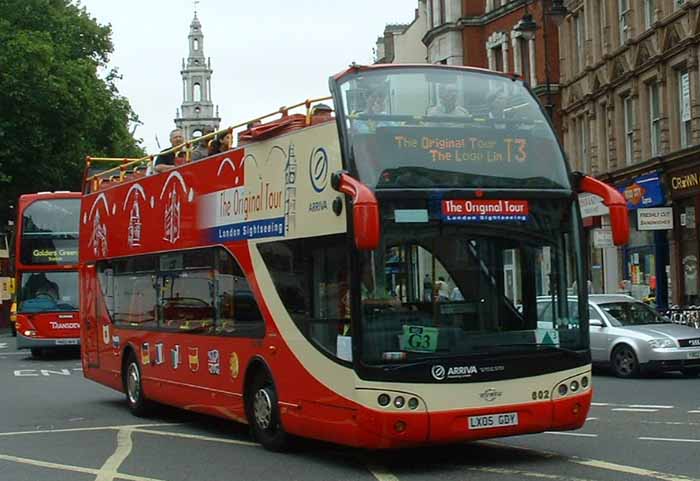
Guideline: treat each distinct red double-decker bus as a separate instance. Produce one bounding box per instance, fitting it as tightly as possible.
[80,64,628,450]
[15,192,81,356]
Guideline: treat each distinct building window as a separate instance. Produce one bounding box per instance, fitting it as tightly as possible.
[649,82,661,156]
[597,0,607,55]
[515,34,532,84]
[487,32,509,72]
[573,13,585,73]
[598,103,608,172]
[679,70,692,148]
[579,115,590,173]
[644,0,656,29]
[193,38,199,51]
[623,95,634,165]
[619,0,630,45]
[439,0,445,24]
[193,83,202,102]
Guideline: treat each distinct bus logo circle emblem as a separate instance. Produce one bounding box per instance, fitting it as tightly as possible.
[431,365,446,381]
[309,147,329,193]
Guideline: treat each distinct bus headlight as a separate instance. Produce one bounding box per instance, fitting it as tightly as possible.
[23,330,36,337]
[558,384,568,396]
[408,397,419,410]
[377,394,391,407]
[570,380,579,392]
[394,396,406,408]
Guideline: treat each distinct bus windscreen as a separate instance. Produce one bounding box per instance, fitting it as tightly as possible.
[18,271,79,313]
[20,199,80,265]
[338,68,570,190]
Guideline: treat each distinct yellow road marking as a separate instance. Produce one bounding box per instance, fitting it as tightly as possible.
[0,423,181,437]
[132,428,259,447]
[367,465,400,481]
[95,428,134,481]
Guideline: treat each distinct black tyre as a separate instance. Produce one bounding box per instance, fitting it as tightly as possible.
[11,323,16,337]
[30,348,42,358]
[246,373,288,451]
[681,368,700,378]
[123,351,150,417]
[611,345,640,378]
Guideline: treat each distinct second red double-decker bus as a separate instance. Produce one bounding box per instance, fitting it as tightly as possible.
[15,192,81,356]
[80,64,629,450]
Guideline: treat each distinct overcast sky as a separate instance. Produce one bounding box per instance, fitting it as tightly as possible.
[79,0,416,153]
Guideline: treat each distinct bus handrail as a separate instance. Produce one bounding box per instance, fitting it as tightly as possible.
[84,96,333,191]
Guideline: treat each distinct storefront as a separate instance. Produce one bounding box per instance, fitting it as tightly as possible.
[616,172,670,308]
[668,165,700,306]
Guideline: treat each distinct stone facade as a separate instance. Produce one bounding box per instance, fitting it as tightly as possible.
[174,12,220,140]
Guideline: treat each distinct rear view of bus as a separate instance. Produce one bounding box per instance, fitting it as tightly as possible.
[14,192,81,357]
[327,65,628,443]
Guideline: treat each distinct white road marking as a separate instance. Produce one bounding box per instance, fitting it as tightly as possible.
[464,466,599,481]
[95,428,134,481]
[628,404,674,409]
[0,342,8,349]
[132,428,258,447]
[611,408,658,412]
[0,422,181,437]
[482,441,700,481]
[689,410,700,414]
[639,437,700,444]
[590,402,610,406]
[642,420,700,427]
[544,432,598,438]
[367,465,400,481]
[572,458,700,481]
[0,453,166,481]
[585,417,598,421]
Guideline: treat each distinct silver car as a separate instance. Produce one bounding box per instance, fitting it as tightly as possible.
[538,294,700,378]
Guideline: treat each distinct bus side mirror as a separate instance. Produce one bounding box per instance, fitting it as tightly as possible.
[331,171,380,250]
[575,173,630,246]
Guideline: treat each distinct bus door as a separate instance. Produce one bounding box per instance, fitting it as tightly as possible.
[83,264,100,367]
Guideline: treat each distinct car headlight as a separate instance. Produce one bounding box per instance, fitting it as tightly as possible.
[648,339,675,349]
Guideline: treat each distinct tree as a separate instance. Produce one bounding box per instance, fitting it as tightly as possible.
[0,0,144,225]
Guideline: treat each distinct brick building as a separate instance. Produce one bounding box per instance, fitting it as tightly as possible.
[559,0,700,307]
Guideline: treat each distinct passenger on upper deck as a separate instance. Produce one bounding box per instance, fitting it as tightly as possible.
[311,103,333,123]
[427,84,470,117]
[154,129,185,173]
[192,126,215,161]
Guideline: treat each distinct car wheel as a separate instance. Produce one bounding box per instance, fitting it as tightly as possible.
[246,372,288,451]
[681,368,700,378]
[123,351,151,417]
[611,345,640,378]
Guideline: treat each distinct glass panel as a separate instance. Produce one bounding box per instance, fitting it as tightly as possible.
[258,235,352,360]
[215,249,264,337]
[337,67,569,190]
[18,271,79,313]
[358,199,583,365]
[20,199,79,265]
[599,301,669,326]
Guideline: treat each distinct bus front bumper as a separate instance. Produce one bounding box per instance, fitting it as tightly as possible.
[16,334,80,350]
[354,390,592,448]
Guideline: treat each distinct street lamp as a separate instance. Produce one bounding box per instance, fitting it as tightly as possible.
[514,0,569,120]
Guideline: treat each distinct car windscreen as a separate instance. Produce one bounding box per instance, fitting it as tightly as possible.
[598,301,669,326]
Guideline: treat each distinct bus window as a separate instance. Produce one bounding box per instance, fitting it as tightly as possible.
[258,234,351,361]
[20,198,80,265]
[215,249,264,338]
[111,256,157,328]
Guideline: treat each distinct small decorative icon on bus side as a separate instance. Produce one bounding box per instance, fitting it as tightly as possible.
[102,324,110,345]
[112,336,120,349]
[431,365,446,381]
[155,343,164,365]
[229,352,239,380]
[141,343,150,366]
[207,349,220,375]
[171,345,181,370]
[188,347,199,372]
[479,388,502,402]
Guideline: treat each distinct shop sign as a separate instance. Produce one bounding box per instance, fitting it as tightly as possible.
[637,207,673,231]
[593,229,613,248]
[617,172,665,209]
[578,193,608,218]
[670,167,700,197]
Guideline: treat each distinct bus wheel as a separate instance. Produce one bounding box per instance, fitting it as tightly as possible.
[30,348,42,358]
[611,345,640,378]
[247,374,288,451]
[124,352,150,417]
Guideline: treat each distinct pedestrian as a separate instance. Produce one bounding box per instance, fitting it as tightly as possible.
[154,128,185,173]
[191,126,215,161]
[423,274,432,302]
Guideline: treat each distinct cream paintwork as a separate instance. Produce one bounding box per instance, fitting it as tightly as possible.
[249,245,591,412]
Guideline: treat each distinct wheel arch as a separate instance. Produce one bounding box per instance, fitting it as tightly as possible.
[121,343,138,392]
[609,338,645,363]
[243,356,277,415]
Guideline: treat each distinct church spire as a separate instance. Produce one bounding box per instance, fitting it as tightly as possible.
[174,8,220,140]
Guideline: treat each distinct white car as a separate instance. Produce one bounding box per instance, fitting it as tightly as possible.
[537,294,700,378]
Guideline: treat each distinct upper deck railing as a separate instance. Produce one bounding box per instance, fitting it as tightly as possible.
[84,96,333,194]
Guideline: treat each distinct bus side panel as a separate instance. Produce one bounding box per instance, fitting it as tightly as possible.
[82,264,99,367]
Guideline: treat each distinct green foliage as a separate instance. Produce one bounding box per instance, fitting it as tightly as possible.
[0,0,144,223]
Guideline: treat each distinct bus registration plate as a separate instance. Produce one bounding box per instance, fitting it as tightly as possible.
[55,339,78,346]
[468,412,518,430]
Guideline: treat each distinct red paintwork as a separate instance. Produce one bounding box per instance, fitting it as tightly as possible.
[578,176,630,245]
[335,173,380,251]
[79,132,591,449]
[15,192,82,344]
